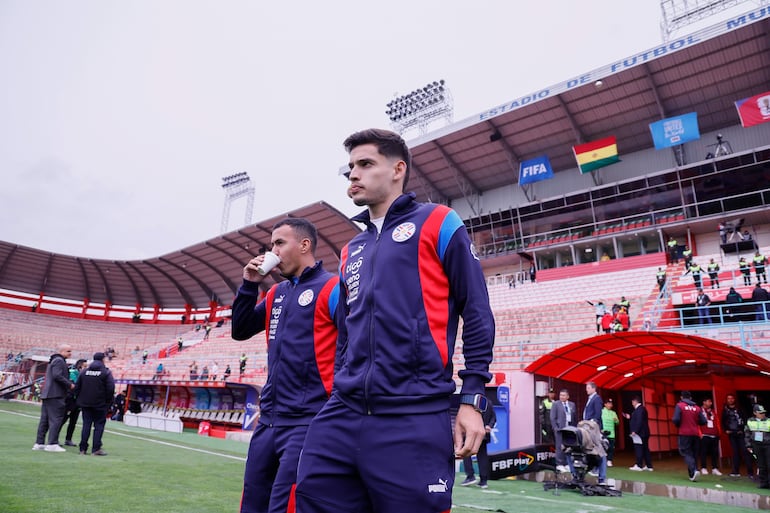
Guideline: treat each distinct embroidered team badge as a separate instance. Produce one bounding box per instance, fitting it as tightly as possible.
[392,222,416,242]
[297,289,314,306]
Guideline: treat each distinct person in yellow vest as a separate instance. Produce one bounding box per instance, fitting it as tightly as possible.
[739,257,752,286]
[745,404,770,489]
[754,251,767,285]
[707,258,720,289]
[682,246,693,268]
[685,261,703,289]
[539,388,556,442]
[667,236,678,263]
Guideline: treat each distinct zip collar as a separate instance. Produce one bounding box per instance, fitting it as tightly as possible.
[351,193,418,229]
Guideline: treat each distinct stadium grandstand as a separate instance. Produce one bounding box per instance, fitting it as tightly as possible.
[2,4,770,465]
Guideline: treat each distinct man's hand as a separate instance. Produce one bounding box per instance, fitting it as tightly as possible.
[454,404,485,459]
[243,256,266,282]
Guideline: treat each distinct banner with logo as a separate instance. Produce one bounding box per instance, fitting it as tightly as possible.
[735,90,770,127]
[489,444,556,479]
[519,155,554,185]
[649,112,701,149]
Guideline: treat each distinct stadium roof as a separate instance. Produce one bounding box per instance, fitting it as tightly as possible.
[524,331,770,390]
[404,16,770,205]
[0,202,360,310]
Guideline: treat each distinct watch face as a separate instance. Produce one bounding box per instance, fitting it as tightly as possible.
[477,395,488,413]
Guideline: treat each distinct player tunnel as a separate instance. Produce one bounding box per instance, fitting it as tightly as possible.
[523,331,770,458]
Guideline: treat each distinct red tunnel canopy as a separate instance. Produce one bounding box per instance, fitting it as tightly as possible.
[524,331,770,390]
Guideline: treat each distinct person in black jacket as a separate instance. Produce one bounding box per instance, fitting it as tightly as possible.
[460,402,497,488]
[75,352,115,456]
[722,393,754,477]
[33,344,75,452]
[625,395,654,471]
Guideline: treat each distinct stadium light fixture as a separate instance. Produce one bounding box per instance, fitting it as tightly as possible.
[386,79,454,136]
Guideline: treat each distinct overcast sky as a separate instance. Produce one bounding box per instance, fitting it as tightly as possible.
[0,1,751,260]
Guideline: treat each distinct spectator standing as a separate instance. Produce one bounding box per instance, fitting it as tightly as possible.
[223,364,231,381]
[529,265,536,283]
[199,365,209,381]
[656,267,667,292]
[231,218,339,513]
[601,311,613,334]
[203,324,212,340]
[625,395,654,471]
[177,337,184,353]
[75,352,115,456]
[142,350,148,364]
[695,288,712,325]
[740,257,752,286]
[460,402,497,488]
[586,301,606,334]
[210,362,219,381]
[154,362,164,380]
[718,222,727,244]
[551,388,577,473]
[673,390,707,481]
[751,284,770,322]
[707,258,720,289]
[601,398,620,467]
[189,361,198,381]
[699,397,722,476]
[723,393,754,477]
[33,344,74,452]
[615,307,630,332]
[754,251,768,285]
[745,404,770,489]
[63,358,88,447]
[725,287,743,322]
[295,128,495,513]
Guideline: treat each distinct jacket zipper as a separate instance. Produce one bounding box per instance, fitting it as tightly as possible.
[363,225,381,415]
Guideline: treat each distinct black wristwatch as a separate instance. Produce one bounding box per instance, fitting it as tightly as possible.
[459,393,488,413]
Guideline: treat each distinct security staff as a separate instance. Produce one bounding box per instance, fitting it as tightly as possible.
[667,237,678,263]
[707,258,720,289]
[539,388,556,441]
[754,252,768,285]
[656,267,666,292]
[740,257,752,286]
[746,404,770,489]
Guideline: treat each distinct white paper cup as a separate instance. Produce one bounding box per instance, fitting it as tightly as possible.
[256,251,281,275]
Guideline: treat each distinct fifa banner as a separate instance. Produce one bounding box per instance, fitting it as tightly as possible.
[735,90,770,127]
[518,155,554,185]
[489,444,556,479]
[649,112,700,149]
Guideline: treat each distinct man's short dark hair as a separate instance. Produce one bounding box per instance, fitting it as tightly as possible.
[631,395,642,403]
[343,128,412,192]
[559,388,570,395]
[681,390,692,399]
[273,218,318,254]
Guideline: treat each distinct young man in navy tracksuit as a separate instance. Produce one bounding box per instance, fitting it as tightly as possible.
[232,218,339,513]
[295,129,495,513]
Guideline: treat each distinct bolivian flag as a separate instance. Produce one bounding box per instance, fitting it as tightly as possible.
[573,136,619,174]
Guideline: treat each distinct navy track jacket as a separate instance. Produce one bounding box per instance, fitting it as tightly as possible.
[335,193,495,415]
[232,262,339,426]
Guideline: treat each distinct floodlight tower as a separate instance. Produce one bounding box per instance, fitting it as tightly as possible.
[220,172,255,234]
[659,0,766,41]
[386,79,454,136]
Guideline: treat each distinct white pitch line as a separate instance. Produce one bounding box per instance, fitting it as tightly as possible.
[1,408,247,462]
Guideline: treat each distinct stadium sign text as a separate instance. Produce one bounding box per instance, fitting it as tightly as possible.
[476,6,769,124]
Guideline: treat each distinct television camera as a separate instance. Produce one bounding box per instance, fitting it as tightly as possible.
[543,423,621,497]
